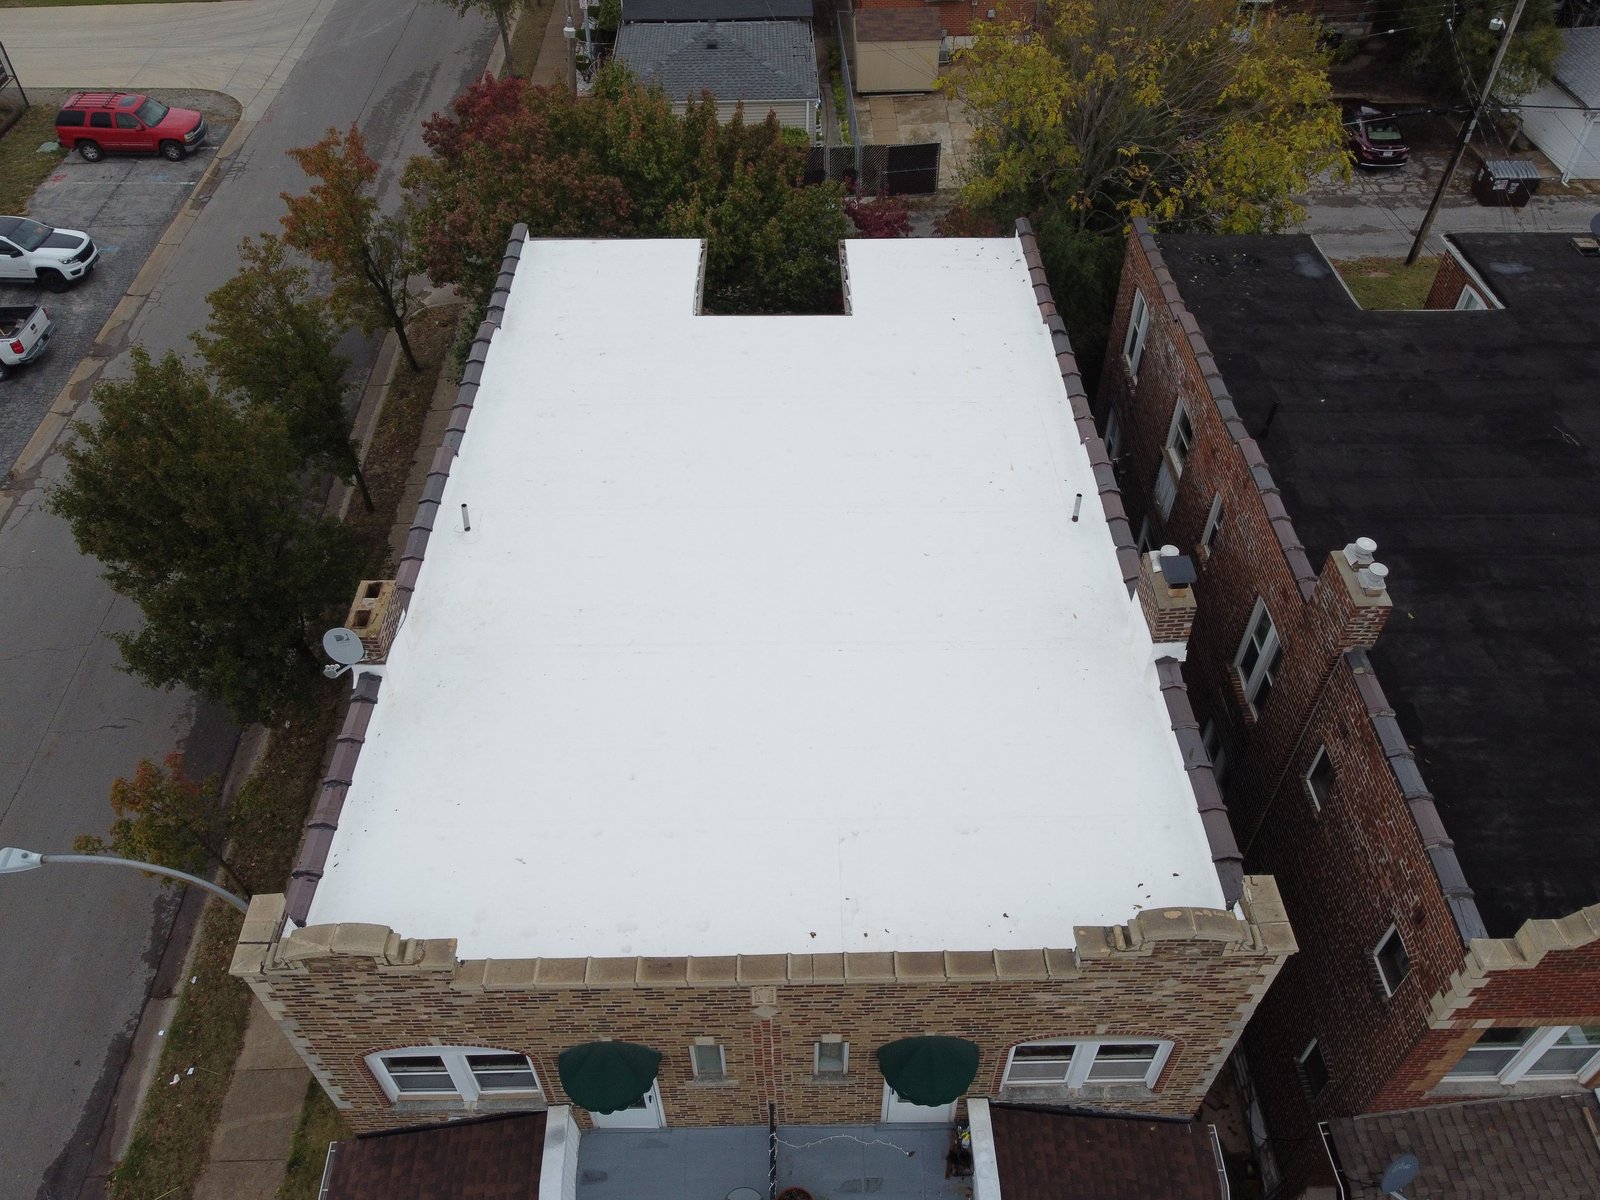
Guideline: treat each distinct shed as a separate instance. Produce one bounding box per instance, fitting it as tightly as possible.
[613,19,820,135]
[1517,26,1600,181]
[852,8,942,94]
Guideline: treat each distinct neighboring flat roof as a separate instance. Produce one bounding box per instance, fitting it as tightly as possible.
[615,20,820,104]
[305,237,1227,959]
[1329,1093,1600,1199]
[1157,232,1600,938]
[989,1105,1222,1200]
[323,1112,547,1200]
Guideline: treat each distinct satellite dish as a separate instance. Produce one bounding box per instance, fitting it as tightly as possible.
[1590,211,1600,238]
[322,627,366,666]
[1378,1153,1421,1194]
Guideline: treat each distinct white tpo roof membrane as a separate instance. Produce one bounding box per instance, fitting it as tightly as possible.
[305,237,1228,959]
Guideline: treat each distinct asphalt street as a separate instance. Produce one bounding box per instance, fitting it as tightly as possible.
[0,4,496,1198]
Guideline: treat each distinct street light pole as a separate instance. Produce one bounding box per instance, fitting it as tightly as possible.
[1405,0,1529,265]
[0,846,251,913]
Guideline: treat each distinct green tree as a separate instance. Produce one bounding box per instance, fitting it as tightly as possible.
[193,234,374,511]
[433,0,532,76]
[48,349,365,723]
[403,66,847,313]
[1398,0,1562,104]
[951,0,1348,236]
[282,125,422,371]
[74,754,253,895]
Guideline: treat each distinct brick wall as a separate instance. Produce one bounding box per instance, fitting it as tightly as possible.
[1424,248,1474,310]
[234,883,1293,1134]
[1096,223,1600,1194]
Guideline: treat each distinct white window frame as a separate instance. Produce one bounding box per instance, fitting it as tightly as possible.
[1164,402,1196,476]
[1103,407,1123,460]
[814,1037,849,1077]
[1455,286,1487,311]
[1123,289,1151,378]
[1202,719,1230,790]
[1297,1038,1329,1096]
[1446,1026,1600,1085]
[1234,598,1283,715]
[1201,493,1224,550]
[1372,925,1410,997]
[367,1047,543,1104]
[1304,745,1334,812]
[1002,1038,1173,1090]
[690,1039,726,1081]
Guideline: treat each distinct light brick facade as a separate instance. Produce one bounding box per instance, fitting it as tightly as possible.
[233,882,1294,1133]
[1098,222,1600,1195]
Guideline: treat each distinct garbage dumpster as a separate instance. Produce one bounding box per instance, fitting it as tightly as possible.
[1472,159,1542,208]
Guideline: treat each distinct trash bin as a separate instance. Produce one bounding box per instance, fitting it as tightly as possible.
[1472,159,1542,208]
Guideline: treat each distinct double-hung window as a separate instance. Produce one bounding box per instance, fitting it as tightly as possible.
[368,1047,542,1103]
[1124,289,1151,378]
[1201,494,1224,551]
[1235,599,1283,715]
[1103,408,1123,460]
[1445,1026,1600,1085]
[1297,1039,1329,1096]
[1373,925,1410,997]
[1154,403,1193,519]
[1003,1039,1172,1090]
[1304,746,1334,812]
[1202,719,1230,791]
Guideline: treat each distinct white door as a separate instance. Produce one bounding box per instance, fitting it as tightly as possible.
[589,1080,665,1129]
[0,237,29,281]
[881,1083,955,1124]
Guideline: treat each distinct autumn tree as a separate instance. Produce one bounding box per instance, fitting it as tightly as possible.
[845,192,913,238]
[403,66,848,313]
[48,349,365,723]
[282,125,422,370]
[74,754,253,895]
[193,234,373,510]
[951,0,1347,236]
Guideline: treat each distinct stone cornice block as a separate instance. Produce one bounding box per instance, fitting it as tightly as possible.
[737,955,788,984]
[685,956,738,985]
[843,952,896,982]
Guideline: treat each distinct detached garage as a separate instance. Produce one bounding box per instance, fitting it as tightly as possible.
[1518,27,1600,182]
[852,8,942,95]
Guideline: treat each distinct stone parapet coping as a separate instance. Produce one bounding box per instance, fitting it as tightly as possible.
[1427,902,1600,1025]
[234,878,1295,988]
[282,226,531,927]
[1016,220,1245,907]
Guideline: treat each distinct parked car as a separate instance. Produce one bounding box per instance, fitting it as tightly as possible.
[1342,101,1409,168]
[0,216,99,291]
[0,303,55,381]
[54,92,208,163]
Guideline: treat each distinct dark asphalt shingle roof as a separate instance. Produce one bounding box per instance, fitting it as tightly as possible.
[615,19,819,103]
[623,0,813,21]
[1329,1093,1600,1199]
[989,1105,1223,1200]
[1554,26,1600,109]
[1156,232,1600,938]
[322,1111,547,1200]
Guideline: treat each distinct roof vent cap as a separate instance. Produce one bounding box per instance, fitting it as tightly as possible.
[1358,562,1390,596]
[1342,537,1378,568]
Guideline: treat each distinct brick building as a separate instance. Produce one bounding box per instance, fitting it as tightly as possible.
[233,228,1294,1137]
[1097,226,1600,1194]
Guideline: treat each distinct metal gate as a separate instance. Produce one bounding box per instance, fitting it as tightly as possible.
[804,142,942,195]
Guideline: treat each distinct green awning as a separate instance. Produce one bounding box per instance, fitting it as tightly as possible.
[876,1036,980,1107]
[557,1041,663,1114]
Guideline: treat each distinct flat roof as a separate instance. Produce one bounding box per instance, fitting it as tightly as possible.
[1157,232,1600,938]
[305,237,1227,959]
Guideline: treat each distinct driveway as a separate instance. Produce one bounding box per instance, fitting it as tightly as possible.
[0,94,236,465]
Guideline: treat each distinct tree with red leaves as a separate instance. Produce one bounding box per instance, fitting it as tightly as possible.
[844,192,913,238]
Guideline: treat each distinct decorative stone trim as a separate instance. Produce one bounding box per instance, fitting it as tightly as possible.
[1427,902,1600,1026]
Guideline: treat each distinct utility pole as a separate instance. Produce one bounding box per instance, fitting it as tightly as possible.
[1405,0,1529,265]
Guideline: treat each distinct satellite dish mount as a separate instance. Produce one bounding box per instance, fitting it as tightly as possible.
[321,627,372,686]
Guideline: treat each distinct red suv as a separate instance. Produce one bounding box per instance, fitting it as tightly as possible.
[54,92,208,163]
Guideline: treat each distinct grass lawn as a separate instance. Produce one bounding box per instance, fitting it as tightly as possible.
[106,307,463,1200]
[276,1079,353,1200]
[1332,256,1443,310]
[0,104,68,214]
[506,0,553,78]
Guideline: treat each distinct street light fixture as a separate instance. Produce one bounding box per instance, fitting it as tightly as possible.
[0,846,251,913]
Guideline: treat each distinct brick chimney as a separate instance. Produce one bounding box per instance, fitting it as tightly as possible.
[1313,537,1392,651]
[1137,545,1198,649]
[345,579,402,663]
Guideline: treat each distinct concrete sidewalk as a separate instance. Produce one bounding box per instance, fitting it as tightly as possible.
[2,0,339,119]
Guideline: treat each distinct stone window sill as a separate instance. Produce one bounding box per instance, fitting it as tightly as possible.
[687,1077,741,1089]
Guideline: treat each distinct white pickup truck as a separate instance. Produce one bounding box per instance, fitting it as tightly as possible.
[0,216,99,291]
[0,303,55,380]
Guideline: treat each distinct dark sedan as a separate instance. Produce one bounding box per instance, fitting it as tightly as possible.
[1342,101,1410,168]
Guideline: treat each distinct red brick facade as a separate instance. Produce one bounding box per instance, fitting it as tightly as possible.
[233,886,1294,1134]
[1098,222,1600,1194]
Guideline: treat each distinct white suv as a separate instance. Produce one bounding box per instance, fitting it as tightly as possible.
[0,216,99,291]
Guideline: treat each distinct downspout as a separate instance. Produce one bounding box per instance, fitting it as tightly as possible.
[1565,109,1597,185]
